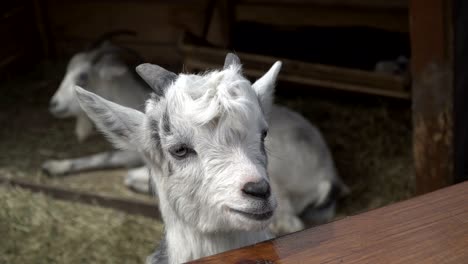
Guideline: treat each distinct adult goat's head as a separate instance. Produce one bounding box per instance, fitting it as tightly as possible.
[49,30,141,118]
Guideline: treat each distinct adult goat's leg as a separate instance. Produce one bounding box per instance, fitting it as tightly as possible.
[124,166,153,194]
[268,181,305,236]
[42,150,143,176]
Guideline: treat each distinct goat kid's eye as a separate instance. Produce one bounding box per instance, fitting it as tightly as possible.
[169,145,195,159]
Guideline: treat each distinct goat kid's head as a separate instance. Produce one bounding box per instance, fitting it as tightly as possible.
[49,41,137,118]
[75,53,281,233]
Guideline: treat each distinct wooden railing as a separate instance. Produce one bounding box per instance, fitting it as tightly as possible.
[190,181,468,263]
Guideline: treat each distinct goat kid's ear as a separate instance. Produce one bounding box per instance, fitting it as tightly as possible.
[74,86,145,151]
[252,61,282,115]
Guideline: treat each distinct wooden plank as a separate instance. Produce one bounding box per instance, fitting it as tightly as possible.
[236,4,408,33]
[410,0,454,194]
[190,181,468,263]
[0,177,161,220]
[180,38,410,99]
[186,58,409,99]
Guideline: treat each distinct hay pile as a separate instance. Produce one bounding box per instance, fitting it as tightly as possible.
[0,186,163,264]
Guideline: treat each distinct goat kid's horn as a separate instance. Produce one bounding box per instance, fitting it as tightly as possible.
[224,53,241,69]
[136,63,177,96]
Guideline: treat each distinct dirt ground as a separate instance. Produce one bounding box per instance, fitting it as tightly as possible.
[0,61,414,262]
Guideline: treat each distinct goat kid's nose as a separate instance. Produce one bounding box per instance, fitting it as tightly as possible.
[242,179,271,199]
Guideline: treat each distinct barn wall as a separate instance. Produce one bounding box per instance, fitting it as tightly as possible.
[41,0,411,71]
[43,0,210,69]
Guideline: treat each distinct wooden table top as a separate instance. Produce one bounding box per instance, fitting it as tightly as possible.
[189,181,468,264]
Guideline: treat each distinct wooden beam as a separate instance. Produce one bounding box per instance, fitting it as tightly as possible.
[410,0,454,194]
[180,35,410,99]
[185,57,410,99]
[0,177,160,220]
[236,4,408,33]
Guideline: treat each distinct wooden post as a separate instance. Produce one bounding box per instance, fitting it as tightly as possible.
[410,0,454,194]
[454,0,468,183]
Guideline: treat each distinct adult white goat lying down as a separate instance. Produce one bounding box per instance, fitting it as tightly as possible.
[43,47,348,236]
[43,31,149,175]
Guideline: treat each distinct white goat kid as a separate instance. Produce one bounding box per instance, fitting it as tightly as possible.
[75,55,280,263]
[43,33,149,185]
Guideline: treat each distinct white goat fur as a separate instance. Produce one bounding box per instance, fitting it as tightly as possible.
[75,62,282,263]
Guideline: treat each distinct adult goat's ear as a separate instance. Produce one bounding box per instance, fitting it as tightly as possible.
[252,61,282,115]
[74,86,144,151]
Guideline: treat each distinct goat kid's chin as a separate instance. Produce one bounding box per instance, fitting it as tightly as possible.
[224,198,277,231]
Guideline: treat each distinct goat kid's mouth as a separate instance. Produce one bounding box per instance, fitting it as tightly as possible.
[229,207,274,221]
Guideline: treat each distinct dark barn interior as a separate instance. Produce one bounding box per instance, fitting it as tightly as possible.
[0,0,465,263]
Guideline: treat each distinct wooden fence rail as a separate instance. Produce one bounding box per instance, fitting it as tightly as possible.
[0,177,161,220]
